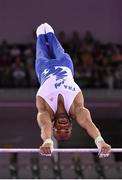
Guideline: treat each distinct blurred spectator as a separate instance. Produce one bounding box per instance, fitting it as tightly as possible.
[83,31,95,44]
[114,64,122,88]
[58,31,71,53]
[11,56,27,87]
[24,44,34,58]
[26,63,38,87]
[112,46,122,63]
[10,44,21,57]
[0,55,12,87]
[81,51,93,66]
[82,31,95,53]
[0,40,10,56]
[69,31,82,54]
[106,69,114,89]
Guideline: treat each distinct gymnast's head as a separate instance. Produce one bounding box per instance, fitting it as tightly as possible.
[53,113,72,141]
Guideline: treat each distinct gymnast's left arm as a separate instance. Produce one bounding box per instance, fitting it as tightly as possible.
[73,93,111,158]
[76,106,111,158]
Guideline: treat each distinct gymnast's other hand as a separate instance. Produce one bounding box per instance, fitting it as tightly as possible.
[40,139,54,156]
[97,141,111,158]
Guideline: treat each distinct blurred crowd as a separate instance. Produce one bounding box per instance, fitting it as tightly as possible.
[0,30,122,89]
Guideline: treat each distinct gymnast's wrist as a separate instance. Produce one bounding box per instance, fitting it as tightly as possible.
[43,138,54,145]
[95,135,104,145]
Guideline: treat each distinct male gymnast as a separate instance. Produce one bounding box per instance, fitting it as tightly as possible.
[35,23,111,158]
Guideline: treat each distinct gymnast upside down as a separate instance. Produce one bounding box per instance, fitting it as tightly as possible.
[35,22,111,157]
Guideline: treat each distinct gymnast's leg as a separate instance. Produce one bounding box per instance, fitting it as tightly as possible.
[35,23,51,81]
[43,23,74,75]
[44,23,65,59]
[36,23,50,59]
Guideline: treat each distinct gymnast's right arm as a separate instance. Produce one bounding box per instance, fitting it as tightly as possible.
[36,96,54,155]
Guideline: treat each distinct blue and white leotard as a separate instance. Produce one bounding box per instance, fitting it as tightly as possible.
[35,32,81,113]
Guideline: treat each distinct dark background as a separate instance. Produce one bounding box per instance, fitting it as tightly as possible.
[0,0,122,43]
[0,1,122,178]
[0,0,122,149]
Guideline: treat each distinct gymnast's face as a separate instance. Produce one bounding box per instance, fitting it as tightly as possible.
[53,113,72,141]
